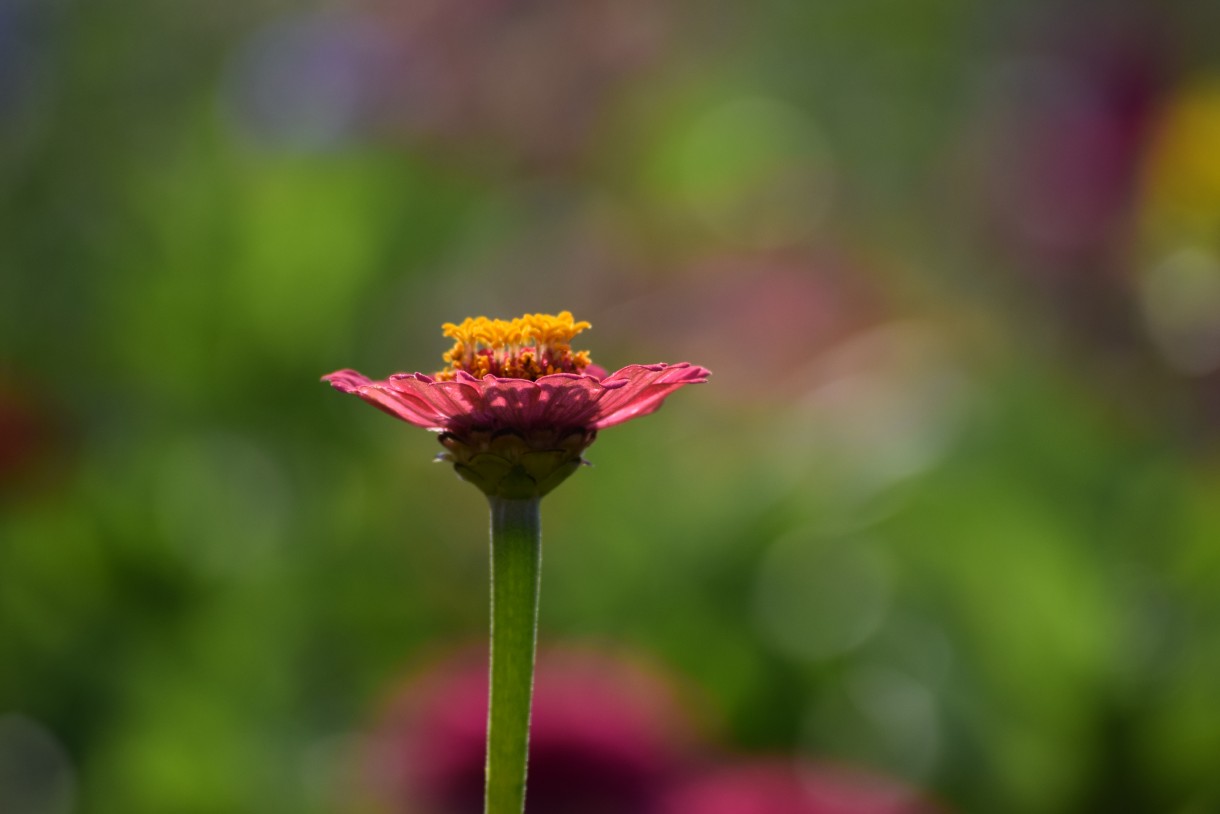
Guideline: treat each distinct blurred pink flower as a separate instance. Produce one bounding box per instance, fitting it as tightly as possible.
[656,759,945,814]
[366,646,700,814]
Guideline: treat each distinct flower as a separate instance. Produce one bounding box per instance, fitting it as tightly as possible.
[655,759,946,814]
[365,645,701,814]
[323,312,709,498]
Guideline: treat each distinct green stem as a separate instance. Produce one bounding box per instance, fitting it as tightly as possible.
[484,496,542,814]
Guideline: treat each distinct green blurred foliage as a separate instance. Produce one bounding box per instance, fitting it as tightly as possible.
[4,0,1220,813]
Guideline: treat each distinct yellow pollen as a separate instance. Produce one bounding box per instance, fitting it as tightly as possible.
[435,311,594,381]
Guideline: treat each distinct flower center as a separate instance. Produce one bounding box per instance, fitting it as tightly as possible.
[435,311,594,381]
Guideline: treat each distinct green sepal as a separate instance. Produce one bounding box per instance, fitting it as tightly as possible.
[438,427,596,499]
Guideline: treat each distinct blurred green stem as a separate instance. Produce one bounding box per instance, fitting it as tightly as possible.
[485,496,542,814]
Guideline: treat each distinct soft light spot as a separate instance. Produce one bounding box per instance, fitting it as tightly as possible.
[1140,246,1220,375]
[671,97,834,246]
[0,714,75,814]
[801,666,940,784]
[789,321,970,499]
[154,432,292,578]
[753,530,892,662]
[844,665,941,778]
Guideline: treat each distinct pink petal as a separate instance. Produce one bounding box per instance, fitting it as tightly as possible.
[591,363,711,430]
[324,362,708,434]
[322,368,376,393]
[323,370,445,429]
[362,385,448,428]
[583,363,610,380]
[425,379,487,421]
[476,377,546,429]
[529,374,604,428]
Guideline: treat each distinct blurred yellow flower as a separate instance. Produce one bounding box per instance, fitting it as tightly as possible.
[1140,79,1220,236]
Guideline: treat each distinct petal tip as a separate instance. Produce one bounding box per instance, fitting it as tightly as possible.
[322,369,373,393]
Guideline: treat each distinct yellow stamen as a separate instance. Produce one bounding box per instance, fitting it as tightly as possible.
[435,311,594,381]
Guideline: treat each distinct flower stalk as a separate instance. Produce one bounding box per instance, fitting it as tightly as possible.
[485,496,543,814]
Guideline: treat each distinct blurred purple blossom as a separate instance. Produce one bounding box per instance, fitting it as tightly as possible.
[224,12,392,151]
[966,6,1170,274]
[366,645,699,814]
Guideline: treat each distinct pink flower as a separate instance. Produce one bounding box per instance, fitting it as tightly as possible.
[365,646,700,814]
[323,312,709,497]
[655,759,947,814]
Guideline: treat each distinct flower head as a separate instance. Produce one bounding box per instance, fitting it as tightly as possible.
[323,312,708,498]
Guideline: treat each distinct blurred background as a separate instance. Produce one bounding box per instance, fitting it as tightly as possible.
[4,0,1220,811]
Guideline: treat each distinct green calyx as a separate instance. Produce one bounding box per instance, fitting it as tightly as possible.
[437,427,596,499]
